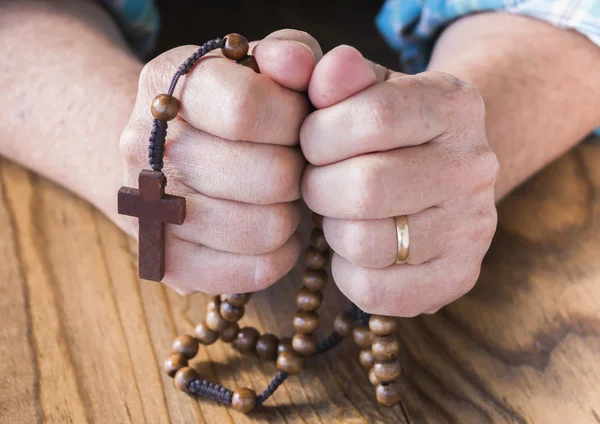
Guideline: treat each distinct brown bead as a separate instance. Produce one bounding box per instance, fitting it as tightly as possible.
[222,33,249,60]
[164,353,188,377]
[304,247,330,269]
[292,333,318,356]
[376,381,402,407]
[232,387,257,414]
[372,359,402,382]
[296,287,322,311]
[174,367,200,393]
[312,213,323,229]
[220,301,245,322]
[302,269,328,291]
[223,293,252,307]
[359,349,375,369]
[206,310,228,333]
[233,327,260,353]
[372,336,400,361]
[310,229,329,251]
[353,326,374,349]
[151,94,180,121]
[172,335,199,359]
[293,310,320,334]
[277,337,293,355]
[195,321,219,345]
[276,350,305,375]
[333,311,353,336]
[207,295,221,312]
[220,322,240,343]
[368,367,380,386]
[256,334,279,361]
[369,315,397,336]
[237,55,260,73]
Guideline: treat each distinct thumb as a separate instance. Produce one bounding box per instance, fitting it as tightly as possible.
[308,45,396,109]
[253,29,323,92]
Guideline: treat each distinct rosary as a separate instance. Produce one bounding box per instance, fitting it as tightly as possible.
[118,34,403,414]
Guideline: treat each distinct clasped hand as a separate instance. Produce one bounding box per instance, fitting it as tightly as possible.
[120,29,498,316]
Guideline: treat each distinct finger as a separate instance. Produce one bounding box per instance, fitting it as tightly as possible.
[254,29,323,91]
[302,142,497,219]
[301,71,483,165]
[322,201,497,267]
[137,45,308,146]
[308,45,379,109]
[163,233,301,296]
[170,196,301,255]
[121,118,305,204]
[331,252,483,317]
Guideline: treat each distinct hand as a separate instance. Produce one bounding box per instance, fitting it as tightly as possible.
[119,30,322,295]
[301,46,499,316]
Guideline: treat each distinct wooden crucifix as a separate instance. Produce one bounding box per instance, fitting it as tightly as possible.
[118,170,186,281]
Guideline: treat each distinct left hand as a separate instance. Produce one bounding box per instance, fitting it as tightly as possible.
[301,46,499,316]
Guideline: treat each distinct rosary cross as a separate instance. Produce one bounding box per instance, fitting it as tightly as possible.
[118,170,186,281]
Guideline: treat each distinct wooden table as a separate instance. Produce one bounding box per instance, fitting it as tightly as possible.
[2,137,600,423]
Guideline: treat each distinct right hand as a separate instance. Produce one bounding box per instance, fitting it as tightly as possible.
[119,30,322,295]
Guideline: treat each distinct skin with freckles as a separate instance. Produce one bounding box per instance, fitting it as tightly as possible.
[2,2,600,312]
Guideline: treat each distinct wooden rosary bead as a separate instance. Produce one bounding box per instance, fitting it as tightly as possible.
[333,311,353,336]
[353,326,374,349]
[151,94,180,121]
[233,327,260,353]
[255,334,279,361]
[277,337,293,355]
[207,295,221,312]
[276,350,305,375]
[372,336,400,361]
[292,333,318,356]
[369,315,397,336]
[174,367,200,393]
[293,310,319,334]
[310,229,329,251]
[302,269,328,291]
[232,387,257,413]
[223,293,252,307]
[220,322,240,343]
[220,301,245,322]
[359,349,375,369]
[372,359,402,382]
[195,321,219,345]
[237,55,260,73]
[206,309,228,333]
[368,367,380,386]
[164,353,188,377]
[312,213,323,229]
[296,287,323,311]
[304,246,330,270]
[222,33,249,60]
[376,381,402,407]
[172,335,199,359]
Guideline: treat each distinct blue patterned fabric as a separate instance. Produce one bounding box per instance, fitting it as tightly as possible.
[100,0,159,57]
[377,0,600,73]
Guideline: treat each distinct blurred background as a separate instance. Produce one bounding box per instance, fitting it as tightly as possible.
[154,0,399,70]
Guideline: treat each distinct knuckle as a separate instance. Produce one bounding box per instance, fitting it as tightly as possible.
[363,93,395,137]
[261,204,300,253]
[340,222,371,264]
[119,121,147,166]
[252,252,286,291]
[263,148,303,203]
[222,75,261,140]
[470,207,498,245]
[470,147,500,187]
[348,160,382,217]
[453,262,481,296]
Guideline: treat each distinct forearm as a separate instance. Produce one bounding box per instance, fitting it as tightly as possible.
[0,0,142,227]
[428,12,600,199]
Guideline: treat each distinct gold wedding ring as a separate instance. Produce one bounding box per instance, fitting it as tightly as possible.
[394,215,410,264]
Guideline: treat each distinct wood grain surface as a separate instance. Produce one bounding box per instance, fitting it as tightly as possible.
[2,139,600,423]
